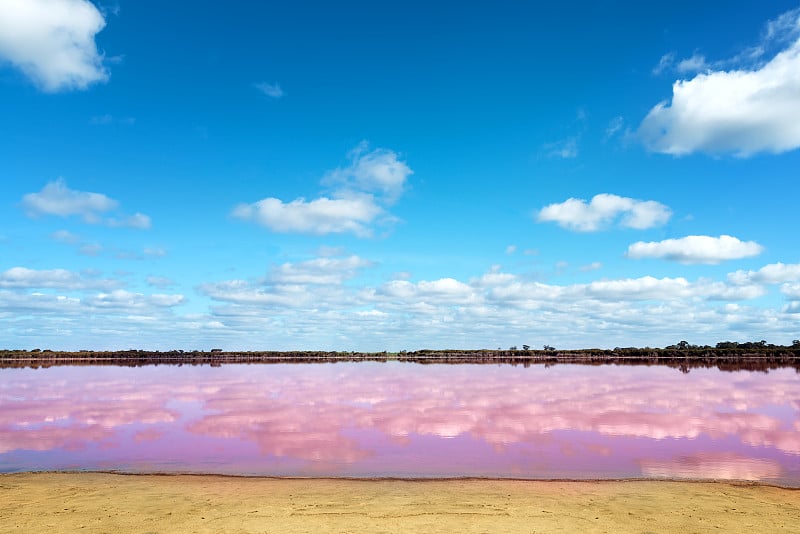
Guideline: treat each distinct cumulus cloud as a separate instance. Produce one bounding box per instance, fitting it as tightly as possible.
[0,267,119,290]
[537,194,672,232]
[254,81,284,98]
[585,276,764,302]
[197,253,373,309]
[676,53,709,73]
[376,278,477,305]
[7,258,800,349]
[639,8,800,156]
[323,142,413,203]
[0,0,109,91]
[232,195,383,236]
[485,274,763,304]
[86,289,184,309]
[270,255,373,285]
[233,144,411,236]
[728,262,800,285]
[196,260,789,349]
[198,279,316,308]
[50,229,101,256]
[627,235,764,264]
[21,179,151,229]
[23,178,116,221]
[780,282,800,299]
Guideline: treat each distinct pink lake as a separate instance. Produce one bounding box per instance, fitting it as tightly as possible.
[1,363,798,486]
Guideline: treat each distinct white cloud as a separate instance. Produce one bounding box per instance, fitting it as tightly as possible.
[323,142,413,203]
[627,235,764,264]
[198,279,316,308]
[233,144,411,236]
[87,289,184,309]
[23,178,117,221]
[764,7,800,44]
[270,255,373,285]
[655,52,710,76]
[676,53,709,73]
[7,259,800,350]
[21,179,151,229]
[233,195,383,236]
[373,277,478,306]
[537,194,672,232]
[505,245,517,254]
[780,282,800,299]
[0,267,119,290]
[783,301,800,314]
[728,262,800,285]
[50,229,101,256]
[254,82,284,98]
[585,276,763,302]
[639,9,800,156]
[197,253,372,309]
[0,0,109,91]
[482,275,763,305]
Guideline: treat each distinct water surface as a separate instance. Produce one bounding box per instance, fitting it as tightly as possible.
[1,363,798,485]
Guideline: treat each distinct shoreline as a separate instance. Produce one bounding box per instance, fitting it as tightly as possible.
[2,472,799,533]
[5,469,799,489]
[2,347,799,372]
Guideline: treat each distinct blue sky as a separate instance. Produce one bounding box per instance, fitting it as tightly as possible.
[1,0,799,351]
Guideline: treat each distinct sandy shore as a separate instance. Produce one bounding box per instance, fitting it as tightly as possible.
[1,473,799,533]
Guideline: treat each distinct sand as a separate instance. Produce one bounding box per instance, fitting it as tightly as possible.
[1,473,799,533]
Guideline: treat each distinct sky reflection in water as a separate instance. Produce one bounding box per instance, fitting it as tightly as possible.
[0,363,798,485]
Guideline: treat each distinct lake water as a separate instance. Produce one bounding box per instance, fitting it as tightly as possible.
[1,363,798,486]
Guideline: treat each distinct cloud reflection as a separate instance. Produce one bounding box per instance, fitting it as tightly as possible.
[640,453,783,481]
[0,365,797,481]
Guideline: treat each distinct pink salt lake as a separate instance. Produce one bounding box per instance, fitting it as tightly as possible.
[1,363,798,486]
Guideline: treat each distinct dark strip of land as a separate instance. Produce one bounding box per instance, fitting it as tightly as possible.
[1,346,799,371]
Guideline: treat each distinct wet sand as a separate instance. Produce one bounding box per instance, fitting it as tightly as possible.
[1,473,799,533]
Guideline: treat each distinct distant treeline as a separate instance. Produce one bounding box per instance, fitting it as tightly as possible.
[1,342,799,372]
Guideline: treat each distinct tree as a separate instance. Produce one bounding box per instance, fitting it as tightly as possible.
[543,345,556,351]
[793,340,800,347]
[522,344,530,351]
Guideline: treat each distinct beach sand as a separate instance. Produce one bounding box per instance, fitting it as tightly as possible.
[1,473,799,533]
